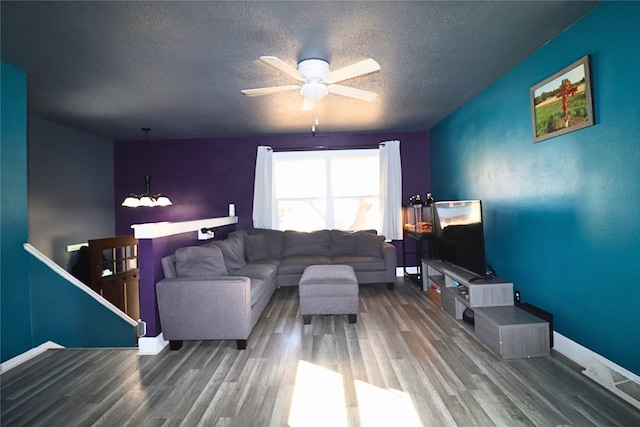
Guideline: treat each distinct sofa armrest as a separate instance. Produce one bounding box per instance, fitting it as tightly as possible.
[156,276,252,341]
[161,254,178,279]
[381,242,398,282]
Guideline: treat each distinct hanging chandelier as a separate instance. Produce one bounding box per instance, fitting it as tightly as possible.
[121,128,172,208]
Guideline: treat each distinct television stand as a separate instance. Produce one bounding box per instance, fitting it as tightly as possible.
[423,259,550,359]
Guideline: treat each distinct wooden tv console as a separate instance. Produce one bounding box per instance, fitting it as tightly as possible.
[422,259,550,359]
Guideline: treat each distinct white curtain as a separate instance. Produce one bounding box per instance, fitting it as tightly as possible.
[379,140,402,240]
[252,146,273,228]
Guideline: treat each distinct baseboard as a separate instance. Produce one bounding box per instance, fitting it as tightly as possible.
[553,332,640,409]
[1,336,168,371]
[138,333,168,355]
[0,341,64,374]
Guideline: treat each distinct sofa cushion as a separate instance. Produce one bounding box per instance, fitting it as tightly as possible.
[282,230,331,258]
[205,237,246,272]
[248,228,284,260]
[356,232,384,257]
[330,230,359,256]
[332,255,386,271]
[230,260,279,283]
[229,261,279,306]
[244,234,269,262]
[175,246,227,278]
[278,255,332,275]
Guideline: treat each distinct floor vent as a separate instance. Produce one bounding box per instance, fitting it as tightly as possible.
[583,358,640,410]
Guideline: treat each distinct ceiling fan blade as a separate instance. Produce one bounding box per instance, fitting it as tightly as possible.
[259,56,304,81]
[328,84,378,101]
[326,58,380,84]
[241,85,300,97]
[300,98,315,111]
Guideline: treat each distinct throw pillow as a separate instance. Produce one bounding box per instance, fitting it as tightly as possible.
[282,230,331,258]
[175,245,227,278]
[245,234,269,262]
[356,231,384,257]
[205,237,246,272]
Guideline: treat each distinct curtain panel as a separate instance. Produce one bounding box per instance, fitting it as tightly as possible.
[252,146,273,228]
[379,140,402,240]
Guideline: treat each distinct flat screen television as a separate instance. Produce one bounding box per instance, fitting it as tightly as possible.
[432,200,487,279]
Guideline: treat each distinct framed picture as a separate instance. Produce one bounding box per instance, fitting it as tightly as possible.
[530,55,594,143]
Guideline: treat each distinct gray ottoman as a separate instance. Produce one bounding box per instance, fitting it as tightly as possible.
[299,265,359,324]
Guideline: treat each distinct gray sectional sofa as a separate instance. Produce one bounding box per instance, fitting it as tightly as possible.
[156,228,397,350]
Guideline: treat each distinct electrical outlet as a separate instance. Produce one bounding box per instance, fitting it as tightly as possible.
[515,290,521,303]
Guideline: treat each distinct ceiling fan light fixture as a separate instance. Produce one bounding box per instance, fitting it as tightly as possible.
[300,82,328,100]
[242,56,379,106]
[297,59,330,80]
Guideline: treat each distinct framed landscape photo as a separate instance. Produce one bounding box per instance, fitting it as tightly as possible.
[530,55,594,143]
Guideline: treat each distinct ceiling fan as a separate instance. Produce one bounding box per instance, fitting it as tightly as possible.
[241,56,380,111]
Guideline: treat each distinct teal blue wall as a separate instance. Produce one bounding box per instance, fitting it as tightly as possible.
[1,63,135,363]
[1,63,33,361]
[430,2,640,375]
[29,256,136,347]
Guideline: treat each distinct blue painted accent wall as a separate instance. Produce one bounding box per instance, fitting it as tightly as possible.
[1,62,33,361]
[29,256,136,348]
[429,2,640,375]
[1,62,136,362]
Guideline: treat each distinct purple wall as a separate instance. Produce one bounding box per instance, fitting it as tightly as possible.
[114,131,430,337]
[114,131,430,233]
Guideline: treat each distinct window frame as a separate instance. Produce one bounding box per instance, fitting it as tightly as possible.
[271,149,380,231]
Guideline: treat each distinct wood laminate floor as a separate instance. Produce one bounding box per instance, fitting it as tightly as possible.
[2,279,639,426]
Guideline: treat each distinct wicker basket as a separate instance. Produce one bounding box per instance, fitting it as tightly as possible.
[427,286,442,308]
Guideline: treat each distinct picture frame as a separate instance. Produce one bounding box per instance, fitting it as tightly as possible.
[530,55,594,143]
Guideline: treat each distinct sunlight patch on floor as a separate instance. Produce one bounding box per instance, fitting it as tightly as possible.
[288,361,422,427]
[355,380,423,427]
[288,361,348,427]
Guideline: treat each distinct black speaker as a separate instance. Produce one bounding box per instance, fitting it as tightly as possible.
[462,308,475,326]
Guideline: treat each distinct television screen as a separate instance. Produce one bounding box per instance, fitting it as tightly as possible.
[433,200,486,279]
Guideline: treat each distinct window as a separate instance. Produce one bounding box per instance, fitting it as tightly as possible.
[272,149,380,232]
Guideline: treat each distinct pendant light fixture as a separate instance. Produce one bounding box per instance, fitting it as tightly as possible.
[121,127,172,208]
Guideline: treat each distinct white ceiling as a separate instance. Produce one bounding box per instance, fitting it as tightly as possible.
[1,1,599,141]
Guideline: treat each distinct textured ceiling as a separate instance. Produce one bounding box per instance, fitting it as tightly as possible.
[1,1,599,141]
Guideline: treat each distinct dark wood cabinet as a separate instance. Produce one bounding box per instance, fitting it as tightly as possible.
[88,235,139,320]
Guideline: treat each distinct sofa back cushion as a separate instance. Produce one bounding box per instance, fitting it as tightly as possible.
[204,237,246,272]
[175,246,228,278]
[248,228,284,260]
[228,229,249,240]
[244,234,270,262]
[356,231,385,257]
[282,230,331,258]
[330,230,359,256]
